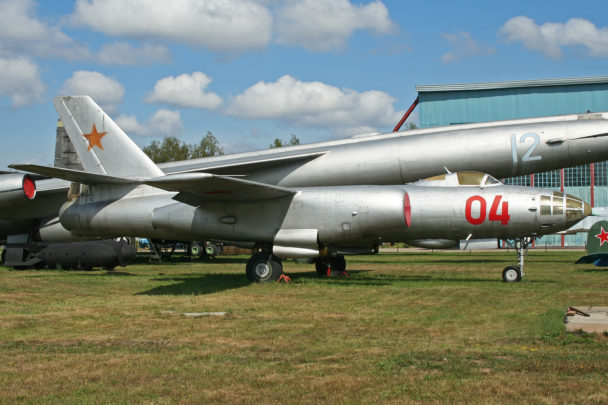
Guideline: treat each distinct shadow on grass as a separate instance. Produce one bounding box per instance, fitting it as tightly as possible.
[102,271,136,276]
[574,266,608,273]
[292,269,495,285]
[138,273,250,296]
[354,257,576,266]
[131,254,248,266]
[292,269,555,285]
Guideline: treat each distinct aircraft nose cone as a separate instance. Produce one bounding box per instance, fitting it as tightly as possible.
[584,201,592,217]
[564,194,592,225]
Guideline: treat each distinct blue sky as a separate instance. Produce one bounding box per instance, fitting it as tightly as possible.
[1,0,608,170]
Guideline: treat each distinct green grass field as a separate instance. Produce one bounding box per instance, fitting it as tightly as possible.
[1,250,608,404]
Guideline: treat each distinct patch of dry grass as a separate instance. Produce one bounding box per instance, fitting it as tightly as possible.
[1,250,608,403]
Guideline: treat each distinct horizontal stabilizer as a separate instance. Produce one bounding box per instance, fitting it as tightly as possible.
[145,173,295,203]
[9,164,135,185]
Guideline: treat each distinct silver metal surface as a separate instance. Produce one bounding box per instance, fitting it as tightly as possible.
[6,96,599,261]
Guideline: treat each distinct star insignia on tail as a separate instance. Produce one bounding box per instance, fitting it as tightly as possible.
[595,226,608,246]
[83,124,107,151]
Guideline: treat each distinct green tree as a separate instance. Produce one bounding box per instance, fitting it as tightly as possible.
[143,132,224,163]
[269,133,300,148]
[190,131,224,158]
[143,136,189,163]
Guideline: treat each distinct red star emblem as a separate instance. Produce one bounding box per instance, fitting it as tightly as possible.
[595,226,608,246]
[83,123,107,151]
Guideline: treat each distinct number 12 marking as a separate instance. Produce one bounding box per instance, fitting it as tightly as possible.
[511,133,542,164]
[465,195,511,225]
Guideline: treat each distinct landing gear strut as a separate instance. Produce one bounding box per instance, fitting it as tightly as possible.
[246,252,284,282]
[502,237,532,282]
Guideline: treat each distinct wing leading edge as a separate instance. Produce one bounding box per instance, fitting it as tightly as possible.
[10,164,295,205]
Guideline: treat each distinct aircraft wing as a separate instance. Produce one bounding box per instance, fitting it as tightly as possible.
[9,164,135,185]
[145,173,295,204]
[158,150,328,175]
[10,165,295,204]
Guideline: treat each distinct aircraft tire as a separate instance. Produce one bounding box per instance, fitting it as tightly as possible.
[315,256,346,276]
[246,253,283,282]
[502,265,522,283]
[315,258,328,276]
[330,256,346,273]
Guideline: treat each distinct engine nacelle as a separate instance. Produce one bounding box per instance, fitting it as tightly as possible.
[0,174,36,208]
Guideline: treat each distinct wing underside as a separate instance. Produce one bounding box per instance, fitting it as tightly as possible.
[145,173,295,204]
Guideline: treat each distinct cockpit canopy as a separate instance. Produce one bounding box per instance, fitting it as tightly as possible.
[414,171,502,187]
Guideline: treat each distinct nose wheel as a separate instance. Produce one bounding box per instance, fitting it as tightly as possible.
[502,265,522,282]
[502,237,532,282]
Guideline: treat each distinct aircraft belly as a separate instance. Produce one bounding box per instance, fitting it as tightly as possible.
[150,198,292,243]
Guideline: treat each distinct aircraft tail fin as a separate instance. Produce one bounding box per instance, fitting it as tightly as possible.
[575,220,608,266]
[53,96,163,179]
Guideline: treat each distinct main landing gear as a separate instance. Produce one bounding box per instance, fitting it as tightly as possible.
[246,252,286,282]
[314,255,348,278]
[501,237,532,283]
[245,250,349,282]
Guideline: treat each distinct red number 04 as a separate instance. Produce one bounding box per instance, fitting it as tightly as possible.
[465,195,510,225]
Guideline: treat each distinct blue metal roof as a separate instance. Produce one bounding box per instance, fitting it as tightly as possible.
[416,76,608,93]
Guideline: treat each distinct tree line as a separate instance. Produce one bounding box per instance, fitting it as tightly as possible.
[142,132,301,163]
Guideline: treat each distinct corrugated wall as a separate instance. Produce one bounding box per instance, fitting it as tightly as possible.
[418,83,608,128]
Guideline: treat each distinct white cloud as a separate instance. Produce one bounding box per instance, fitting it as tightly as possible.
[97,42,171,65]
[0,0,168,66]
[276,0,396,51]
[0,0,90,60]
[501,16,608,60]
[441,31,495,64]
[0,0,49,41]
[145,72,223,109]
[116,109,183,137]
[0,56,45,107]
[60,71,125,113]
[71,0,273,52]
[227,75,401,131]
[114,114,148,135]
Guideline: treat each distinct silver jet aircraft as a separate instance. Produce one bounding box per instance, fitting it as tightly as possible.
[11,96,594,282]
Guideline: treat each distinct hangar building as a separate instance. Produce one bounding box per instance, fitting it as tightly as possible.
[415,76,608,246]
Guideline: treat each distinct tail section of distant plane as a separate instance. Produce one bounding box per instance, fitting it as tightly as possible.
[53,96,163,179]
[576,220,608,267]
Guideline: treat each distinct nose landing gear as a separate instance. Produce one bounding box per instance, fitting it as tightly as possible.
[502,237,532,282]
